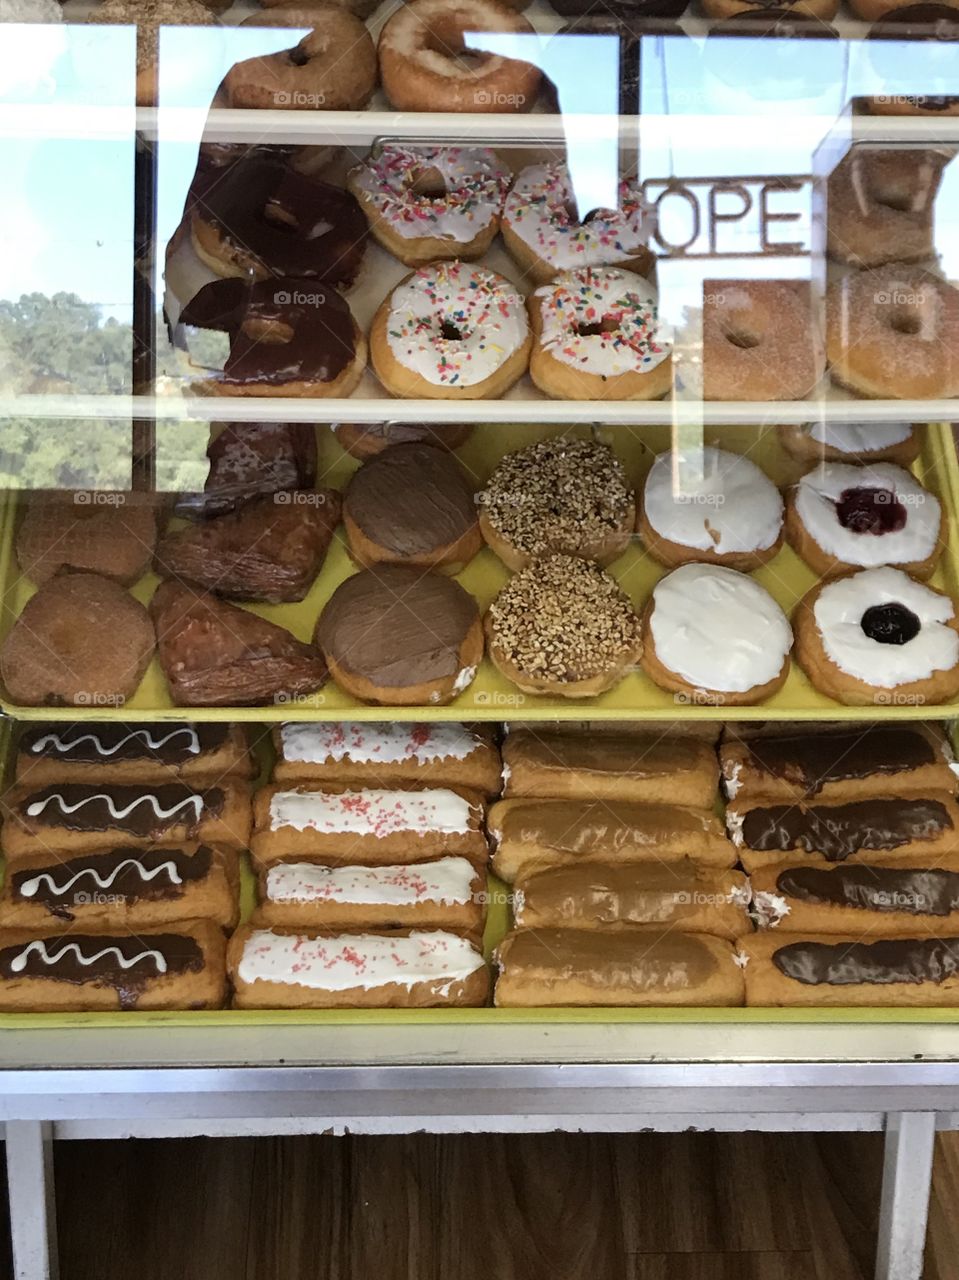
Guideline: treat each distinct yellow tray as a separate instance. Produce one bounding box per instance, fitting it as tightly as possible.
[3,421,959,722]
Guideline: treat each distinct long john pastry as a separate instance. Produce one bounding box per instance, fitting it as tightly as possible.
[15,723,253,786]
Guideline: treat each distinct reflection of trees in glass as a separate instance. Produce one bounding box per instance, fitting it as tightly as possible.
[0,293,132,395]
[0,420,132,491]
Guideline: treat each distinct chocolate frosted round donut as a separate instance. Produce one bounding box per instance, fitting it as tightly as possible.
[316,566,483,705]
[333,423,473,459]
[343,443,482,571]
[378,0,541,113]
[827,148,947,268]
[826,266,959,400]
[865,6,959,115]
[703,280,824,401]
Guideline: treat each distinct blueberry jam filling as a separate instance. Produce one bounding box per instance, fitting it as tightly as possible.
[860,603,922,645]
[835,487,907,535]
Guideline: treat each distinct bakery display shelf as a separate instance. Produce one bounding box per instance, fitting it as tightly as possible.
[2,419,959,722]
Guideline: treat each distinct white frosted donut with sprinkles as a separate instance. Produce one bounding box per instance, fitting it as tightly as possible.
[348,146,512,267]
[502,163,655,284]
[529,267,672,400]
[370,259,531,400]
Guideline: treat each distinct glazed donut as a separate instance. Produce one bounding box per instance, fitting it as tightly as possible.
[826,266,959,400]
[703,0,838,20]
[865,6,959,116]
[177,278,366,398]
[638,446,784,572]
[785,461,944,580]
[190,155,368,286]
[703,280,824,401]
[502,164,654,286]
[778,422,921,466]
[378,0,540,113]
[528,268,672,401]
[333,423,473,459]
[224,8,376,111]
[370,260,531,400]
[347,146,511,267]
[827,148,947,267]
[794,566,959,706]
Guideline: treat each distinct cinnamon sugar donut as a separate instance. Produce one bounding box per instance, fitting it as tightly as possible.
[827,147,948,268]
[378,0,541,113]
[703,280,824,401]
[826,265,959,400]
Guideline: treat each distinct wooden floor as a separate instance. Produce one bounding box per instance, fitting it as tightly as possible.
[0,1131,954,1279]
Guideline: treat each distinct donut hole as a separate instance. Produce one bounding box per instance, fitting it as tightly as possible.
[288,44,313,67]
[562,202,605,226]
[243,318,295,345]
[439,320,464,341]
[408,168,448,199]
[576,316,620,338]
[423,21,488,71]
[723,327,761,350]
[889,308,922,336]
[875,189,912,213]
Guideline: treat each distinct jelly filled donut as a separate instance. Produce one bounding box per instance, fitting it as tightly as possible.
[528,267,672,401]
[703,280,824,401]
[177,278,366,398]
[778,422,921,466]
[827,148,948,268]
[794,566,959,706]
[502,164,655,286]
[348,145,511,267]
[785,461,944,580]
[370,260,531,400]
[378,0,541,113]
[638,446,784,571]
[826,265,959,400]
[190,155,368,286]
[865,6,959,116]
[225,8,377,112]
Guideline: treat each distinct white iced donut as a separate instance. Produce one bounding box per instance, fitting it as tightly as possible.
[639,446,784,570]
[786,461,943,579]
[778,421,920,465]
[640,563,793,702]
[528,267,672,401]
[502,163,654,284]
[347,146,512,266]
[370,260,531,400]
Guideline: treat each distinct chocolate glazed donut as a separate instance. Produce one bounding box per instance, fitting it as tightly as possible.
[177,277,367,398]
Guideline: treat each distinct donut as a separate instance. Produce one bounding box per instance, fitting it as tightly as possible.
[370,260,530,400]
[476,436,635,570]
[638,446,784,571]
[827,148,947,268]
[378,0,540,114]
[343,443,482,572]
[258,0,379,16]
[785,461,944,580]
[777,422,921,466]
[855,0,959,27]
[177,277,366,398]
[484,554,643,699]
[702,280,824,401]
[16,493,158,587]
[189,155,368,286]
[316,566,483,706]
[224,8,376,112]
[640,564,792,707]
[825,266,959,400]
[347,146,511,267]
[794,567,959,706]
[87,0,215,106]
[333,423,473,459]
[865,6,959,115]
[528,268,672,401]
[702,0,838,21]
[501,164,654,286]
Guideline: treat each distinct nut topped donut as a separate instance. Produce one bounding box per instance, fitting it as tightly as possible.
[703,279,824,401]
[826,265,959,400]
[638,446,784,571]
[785,461,944,579]
[370,260,531,400]
[528,267,672,401]
[348,146,512,267]
[778,422,921,466]
[502,164,654,285]
[794,566,959,706]
[827,148,948,268]
[378,0,541,113]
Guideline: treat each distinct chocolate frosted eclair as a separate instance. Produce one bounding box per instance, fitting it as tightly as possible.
[0,919,227,1012]
[727,792,959,874]
[494,928,745,1007]
[2,782,252,859]
[501,730,719,808]
[177,277,367,398]
[0,845,239,930]
[741,931,959,1006]
[720,723,959,805]
[15,723,253,786]
[489,798,736,881]
[751,853,959,934]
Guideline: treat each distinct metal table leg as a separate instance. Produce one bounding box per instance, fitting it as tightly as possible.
[5,1122,58,1280]
[875,1111,937,1280]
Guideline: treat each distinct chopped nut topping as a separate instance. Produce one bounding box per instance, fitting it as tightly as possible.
[477,437,632,558]
[488,553,641,682]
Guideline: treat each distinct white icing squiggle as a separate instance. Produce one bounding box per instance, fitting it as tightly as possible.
[19,858,183,899]
[30,727,202,757]
[265,857,476,907]
[269,788,474,837]
[9,940,168,975]
[280,722,478,766]
[25,793,204,823]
